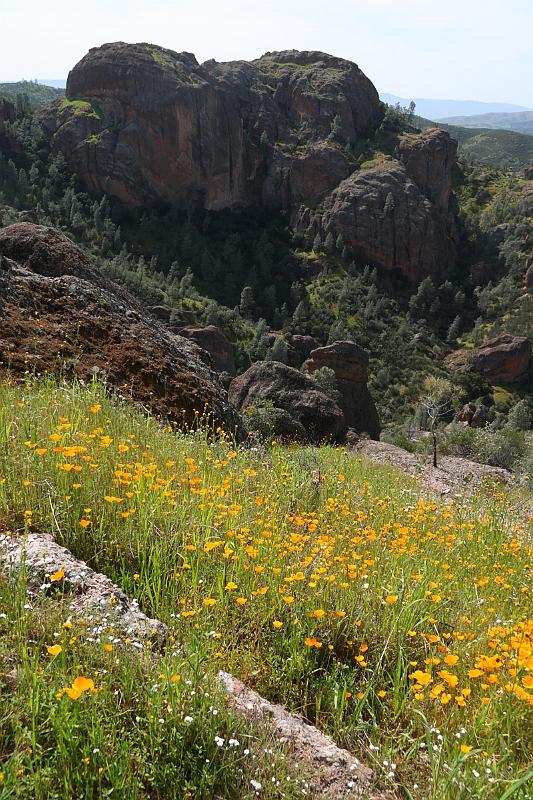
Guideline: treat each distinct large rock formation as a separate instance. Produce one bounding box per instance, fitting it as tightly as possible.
[303,341,381,439]
[303,130,457,284]
[445,334,531,384]
[42,44,380,210]
[0,223,241,431]
[41,42,458,283]
[177,325,236,375]
[228,361,346,443]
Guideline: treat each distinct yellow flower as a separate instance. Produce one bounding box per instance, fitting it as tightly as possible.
[304,636,322,649]
[49,570,65,583]
[225,581,238,591]
[385,595,398,604]
[235,597,247,605]
[443,654,459,666]
[272,620,283,629]
[460,744,473,753]
[64,676,95,700]
[171,674,181,683]
[467,668,484,678]
[79,519,91,528]
[203,598,217,606]
[47,644,62,656]
[204,540,224,553]
[103,644,113,652]
[437,670,459,688]
[409,670,433,686]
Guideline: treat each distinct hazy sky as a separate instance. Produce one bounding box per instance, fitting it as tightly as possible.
[1,0,532,105]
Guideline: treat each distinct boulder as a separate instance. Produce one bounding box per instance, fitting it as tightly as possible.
[177,325,236,375]
[285,334,319,367]
[457,402,486,428]
[0,223,241,433]
[228,361,346,443]
[446,334,531,384]
[303,341,381,439]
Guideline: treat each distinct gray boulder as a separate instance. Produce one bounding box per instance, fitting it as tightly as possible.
[229,361,346,443]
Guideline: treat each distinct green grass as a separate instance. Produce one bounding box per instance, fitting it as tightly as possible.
[0,377,531,799]
[59,99,102,120]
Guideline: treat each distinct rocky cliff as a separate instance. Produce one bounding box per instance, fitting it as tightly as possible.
[42,42,458,283]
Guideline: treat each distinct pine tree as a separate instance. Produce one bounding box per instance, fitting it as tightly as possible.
[240,285,256,318]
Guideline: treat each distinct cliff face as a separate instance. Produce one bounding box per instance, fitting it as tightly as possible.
[42,42,457,282]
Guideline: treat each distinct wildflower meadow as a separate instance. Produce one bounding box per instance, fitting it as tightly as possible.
[0,378,531,799]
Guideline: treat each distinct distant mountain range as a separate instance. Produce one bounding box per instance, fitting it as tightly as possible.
[380,93,531,121]
[439,110,533,135]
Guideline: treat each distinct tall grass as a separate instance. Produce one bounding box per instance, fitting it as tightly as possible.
[0,377,531,799]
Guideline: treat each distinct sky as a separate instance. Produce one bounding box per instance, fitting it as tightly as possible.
[1,0,532,106]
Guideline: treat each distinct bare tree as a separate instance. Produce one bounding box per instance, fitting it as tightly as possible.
[420,377,453,468]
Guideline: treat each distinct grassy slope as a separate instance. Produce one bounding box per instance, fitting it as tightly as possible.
[0,378,531,799]
[0,81,64,108]
[417,117,533,170]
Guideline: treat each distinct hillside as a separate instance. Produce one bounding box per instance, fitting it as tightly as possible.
[0,377,531,799]
[416,116,533,170]
[0,42,531,445]
[0,42,532,800]
[0,79,64,108]
[440,110,533,134]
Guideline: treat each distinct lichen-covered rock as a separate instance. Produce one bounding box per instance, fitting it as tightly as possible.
[0,531,167,644]
[229,361,346,443]
[0,223,242,432]
[218,671,374,798]
[304,341,380,439]
[445,334,531,384]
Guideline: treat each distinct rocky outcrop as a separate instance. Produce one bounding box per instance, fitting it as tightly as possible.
[445,334,531,384]
[304,130,457,284]
[176,325,236,374]
[456,402,486,428]
[286,334,320,367]
[228,361,346,443]
[0,531,167,644]
[303,341,380,439]
[42,43,380,210]
[40,42,458,283]
[397,129,457,211]
[218,671,374,798]
[0,223,241,431]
